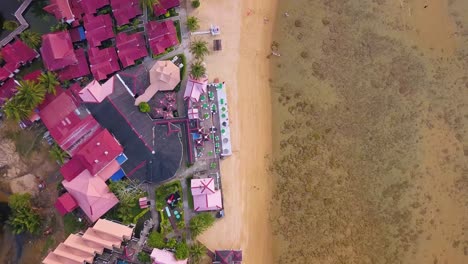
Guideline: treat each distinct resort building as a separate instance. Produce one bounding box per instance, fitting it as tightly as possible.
[43,0,75,23]
[116,32,148,68]
[73,0,110,15]
[88,47,121,81]
[0,39,39,83]
[134,60,180,105]
[78,77,115,103]
[212,250,243,264]
[83,14,115,47]
[40,31,78,71]
[111,0,142,26]
[42,219,134,264]
[146,20,179,56]
[151,248,188,264]
[0,79,19,107]
[57,48,90,81]
[153,0,181,17]
[184,78,208,102]
[191,178,223,211]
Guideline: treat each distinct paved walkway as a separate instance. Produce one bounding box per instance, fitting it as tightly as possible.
[0,0,32,47]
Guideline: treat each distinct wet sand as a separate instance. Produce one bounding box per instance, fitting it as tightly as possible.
[269,0,468,263]
[190,0,276,263]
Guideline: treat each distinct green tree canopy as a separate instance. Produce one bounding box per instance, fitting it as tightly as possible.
[49,144,69,165]
[16,80,46,110]
[147,231,166,249]
[3,20,19,31]
[190,61,206,80]
[2,99,30,122]
[139,102,151,113]
[189,212,215,237]
[137,252,151,263]
[189,242,207,264]
[38,71,59,95]
[191,0,200,8]
[20,30,41,49]
[140,0,159,13]
[174,241,189,260]
[7,193,41,234]
[186,16,200,32]
[189,39,209,60]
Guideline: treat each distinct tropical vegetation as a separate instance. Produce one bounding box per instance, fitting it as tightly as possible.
[137,252,151,263]
[190,61,206,79]
[140,0,159,13]
[49,144,69,165]
[189,242,207,264]
[20,30,42,49]
[189,212,215,237]
[147,231,166,249]
[50,22,69,32]
[139,102,151,113]
[16,80,46,110]
[2,98,30,121]
[108,180,146,224]
[186,16,200,32]
[174,241,189,260]
[38,71,59,95]
[189,39,209,60]
[7,193,41,234]
[192,0,200,8]
[3,20,19,31]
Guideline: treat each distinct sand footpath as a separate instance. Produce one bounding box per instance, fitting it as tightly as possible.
[188,0,277,263]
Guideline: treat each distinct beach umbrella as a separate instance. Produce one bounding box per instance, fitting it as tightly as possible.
[165,92,176,102]
[163,111,174,119]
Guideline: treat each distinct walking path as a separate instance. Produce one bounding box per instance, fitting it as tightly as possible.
[0,0,32,47]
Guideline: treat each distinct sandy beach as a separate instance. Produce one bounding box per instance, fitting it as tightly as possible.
[188,0,277,263]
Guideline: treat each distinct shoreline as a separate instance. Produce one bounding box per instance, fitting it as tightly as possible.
[190,0,277,262]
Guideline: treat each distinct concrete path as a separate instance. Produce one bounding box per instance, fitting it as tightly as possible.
[0,0,32,47]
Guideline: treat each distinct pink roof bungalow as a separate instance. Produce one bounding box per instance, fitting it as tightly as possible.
[78,76,115,103]
[83,14,115,47]
[38,89,102,155]
[115,32,148,68]
[43,0,75,23]
[146,20,179,56]
[191,178,223,211]
[0,79,18,107]
[111,0,142,26]
[40,31,78,71]
[151,249,188,264]
[184,77,208,102]
[213,250,243,264]
[57,48,90,81]
[62,170,119,222]
[153,0,180,17]
[73,0,109,14]
[88,47,121,81]
[54,192,79,216]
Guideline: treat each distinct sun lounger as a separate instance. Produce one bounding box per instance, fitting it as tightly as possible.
[178,63,184,69]
[171,56,178,63]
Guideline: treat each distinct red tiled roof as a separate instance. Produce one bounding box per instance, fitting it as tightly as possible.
[88,47,120,81]
[69,26,84,42]
[40,31,78,71]
[115,32,148,68]
[153,0,180,16]
[2,39,38,68]
[83,14,115,47]
[75,0,109,14]
[39,89,101,154]
[74,129,123,175]
[43,0,75,22]
[58,48,90,81]
[55,193,78,215]
[0,79,17,107]
[0,68,12,83]
[69,0,84,20]
[60,156,85,181]
[111,0,142,26]
[146,21,179,56]
[22,70,43,82]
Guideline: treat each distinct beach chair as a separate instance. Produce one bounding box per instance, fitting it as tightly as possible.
[171,56,178,63]
[178,63,184,69]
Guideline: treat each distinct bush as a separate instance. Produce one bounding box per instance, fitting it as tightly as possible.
[175,242,189,260]
[166,238,177,249]
[138,252,151,263]
[192,0,200,8]
[7,193,41,235]
[3,20,18,31]
[147,231,166,249]
[139,102,151,113]
[189,213,215,237]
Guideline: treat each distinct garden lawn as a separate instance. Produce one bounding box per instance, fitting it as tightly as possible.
[63,214,85,236]
[174,20,182,43]
[155,180,183,211]
[186,177,194,209]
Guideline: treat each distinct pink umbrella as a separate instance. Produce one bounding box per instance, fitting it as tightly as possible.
[163,111,173,119]
[153,108,164,117]
[165,92,176,102]
[166,103,176,112]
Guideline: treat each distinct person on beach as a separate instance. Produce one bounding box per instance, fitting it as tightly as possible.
[284,12,289,17]
[264,17,269,24]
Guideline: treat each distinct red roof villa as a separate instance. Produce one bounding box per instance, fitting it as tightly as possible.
[191,178,223,212]
[0,39,39,82]
[116,32,148,68]
[88,47,121,81]
[153,0,180,17]
[146,20,179,56]
[43,0,75,23]
[83,14,115,47]
[0,79,18,107]
[39,88,101,155]
[111,0,142,26]
[74,0,110,15]
[57,48,90,81]
[40,31,78,71]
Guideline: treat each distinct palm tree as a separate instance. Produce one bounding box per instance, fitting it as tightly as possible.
[2,99,30,122]
[38,71,59,95]
[190,39,209,60]
[189,242,207,264]
[140,0,159,13]
[20,30,41,49]
[190,61,206,80]
[15,80,46,110]
[49,144,69,165]
[186,16,200,32]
